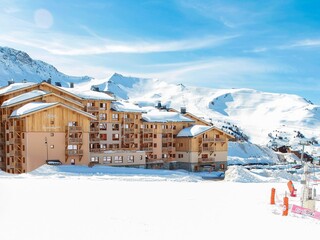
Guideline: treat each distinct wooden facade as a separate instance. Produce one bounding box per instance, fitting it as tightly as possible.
[0,81,232,173]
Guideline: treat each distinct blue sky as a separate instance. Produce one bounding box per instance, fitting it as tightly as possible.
[1,0,320,104]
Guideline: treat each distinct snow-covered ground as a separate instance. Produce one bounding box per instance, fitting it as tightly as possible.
[0,165,319,240]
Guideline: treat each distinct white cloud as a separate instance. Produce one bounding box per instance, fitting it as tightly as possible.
[125,57,283,87]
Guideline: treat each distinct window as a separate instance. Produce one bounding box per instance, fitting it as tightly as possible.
[112,134,119,140]
[99,113,106,120]
[178,154,183,158]
[99,123,107,130]
[153,155,157,159]
[68,121,77,127]
[90,156,99,162]
[140,155,143,160]
[112,113,119,120]
[127,155,134,163]
[100,134,107,140]
[100,103,106,109]
[220,164,225,170]
[114,156,123,163]
[112,124,119,131]
[50,120,54,125]
[104,156,112,163]
[153,143,157,148]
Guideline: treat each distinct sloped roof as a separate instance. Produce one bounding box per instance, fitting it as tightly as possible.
[10,102,96,119]
[0,82,37,95]
[142,111,194,123]
[177,125,213,137]
[1,90,83,108]
[11,102,56,117]
[62,87,115,100]
[1,90,48,107]
[111,101,147,113]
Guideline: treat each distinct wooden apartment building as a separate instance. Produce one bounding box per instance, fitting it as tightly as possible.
[0,81,233,174]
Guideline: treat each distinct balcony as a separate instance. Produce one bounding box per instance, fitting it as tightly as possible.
[202,147,215,152]
[68,138,83,144]
[86,106,99,112]
[67,149,83,155]
[142,138,153,142]
[162,146,174,152]
[198,158,215,163]
[142,129,153,133]
[68,126,82,132]
[142,147,153,152]
[123,128,134,133]
[122,118,134,123]
[202,138,215,142]
[162,138,173,143]
[90,127,100,132]
[15,150,23,156]
[123,138,135,143]
[162,129,173,133]
[214,138,226,142]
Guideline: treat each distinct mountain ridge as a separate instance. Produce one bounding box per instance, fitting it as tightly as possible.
[0,46,92,87]
[1,46,319,159]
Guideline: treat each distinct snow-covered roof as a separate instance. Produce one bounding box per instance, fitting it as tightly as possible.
[177,125,213,137]
[62,87,115,100]
[142,111,194,123]
[1,90,48,107]
[111,101,147,113]
[10,102,57,117]
[10,102,96,119]
[0,82,37,95]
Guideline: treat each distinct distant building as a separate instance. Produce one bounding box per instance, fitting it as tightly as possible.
[0,81,233,173]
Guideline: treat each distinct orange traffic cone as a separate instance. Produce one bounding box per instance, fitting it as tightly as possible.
[282,196,289,216]
[270,188,276,205]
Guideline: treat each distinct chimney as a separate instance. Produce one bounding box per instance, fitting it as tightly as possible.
[180,107,186,114]
[157,101,162,109]
[70,82,74,88]
[55,82,62,87]
[47,78,52,84]
[91,85,100,92]
[8,80,14,85]
[22,79,27,83]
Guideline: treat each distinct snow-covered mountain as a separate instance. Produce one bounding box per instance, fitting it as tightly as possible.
[0,47,91,87]
[1,46,319,162]
[81,73,320,158]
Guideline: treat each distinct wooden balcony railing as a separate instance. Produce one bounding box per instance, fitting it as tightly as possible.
[67,149,83,155]
[86,106,99,112]
[142,147,153,152]
[142,129,154,133]
[198,158,215,163]
[68,138,83,144]
[142,138,153,142]
[68,126,82,132]
[202,147,215,151]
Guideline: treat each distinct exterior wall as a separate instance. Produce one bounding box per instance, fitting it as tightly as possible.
[90,151,146,166]
[19,106,91,172]
[24,106,91,132]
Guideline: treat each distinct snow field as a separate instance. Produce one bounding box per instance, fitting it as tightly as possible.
[0,165,319,240]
